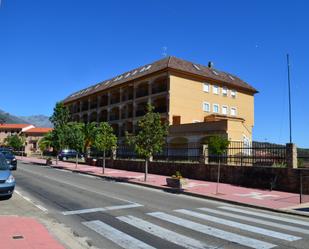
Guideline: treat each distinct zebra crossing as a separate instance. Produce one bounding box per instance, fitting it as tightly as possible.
[81,205,309,249]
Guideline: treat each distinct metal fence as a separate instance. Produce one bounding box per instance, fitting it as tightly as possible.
[116,144,201,162]
[297,149,309,168]
[216,141,287,166]
[114,141,287,165]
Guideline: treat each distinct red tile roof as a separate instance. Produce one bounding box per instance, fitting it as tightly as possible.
[0,124,32,129]
[23,127,53,134]
[63,56,258,103]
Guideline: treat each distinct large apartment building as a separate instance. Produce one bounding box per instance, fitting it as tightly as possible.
[63,56,258,146]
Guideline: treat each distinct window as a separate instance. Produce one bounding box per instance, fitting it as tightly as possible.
[230,107,237,116]
[193,64,201,70]
[213,104,219,113]
[222,105,228,115]
[222,87,228,96]
[203,102,210,112]
[213,85,219,95]
[231,90,237,98]
[203,83,210,92]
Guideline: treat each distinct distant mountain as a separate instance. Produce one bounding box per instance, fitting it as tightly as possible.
[0,109,53,128]
[0,109,28,124]
[19,115,53,128]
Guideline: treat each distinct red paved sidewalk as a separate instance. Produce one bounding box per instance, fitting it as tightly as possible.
[0,216,65,249]
[18,156,303,211]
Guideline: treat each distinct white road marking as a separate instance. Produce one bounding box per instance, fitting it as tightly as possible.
[82,220,155,249]
[117,215,214,249]
[19,165,137,204]
[199,207,309,235]
[15,190,48,213]
[148,212,276,249]
[77,173,99,179]
[62,203,143,215]
[176,209,301,241]
[234,192,280,200]
[220,206,309,227]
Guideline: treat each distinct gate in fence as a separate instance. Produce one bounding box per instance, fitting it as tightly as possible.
[300,173,309,203]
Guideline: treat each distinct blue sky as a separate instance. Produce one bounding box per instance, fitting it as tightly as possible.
[0,0,308,147]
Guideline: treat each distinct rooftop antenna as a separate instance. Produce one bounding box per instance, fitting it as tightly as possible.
[286,54,293,143]
[162,46,168,57]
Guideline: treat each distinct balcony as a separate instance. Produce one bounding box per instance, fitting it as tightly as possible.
[135,83,149,98]
[110,90,120,104]
[110,107,119,121]
[81,102,89,112]
[151,77,168,95]
[99,110,108,122]
[100,95,108,107]
[90,101,98,110]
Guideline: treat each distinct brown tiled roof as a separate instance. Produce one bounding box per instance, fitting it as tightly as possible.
[63,56,258,103]
[0,124,32,129]
[23,127,53,134]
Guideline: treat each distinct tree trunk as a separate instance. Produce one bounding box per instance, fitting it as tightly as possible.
[75,153,78,168]
[144,158,149,182]
[102,150,106,174]
[216,157,221,194]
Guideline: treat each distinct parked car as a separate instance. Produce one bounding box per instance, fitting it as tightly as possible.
[58,149,83,161]
[0,150,17,170]
[0,153,15,199]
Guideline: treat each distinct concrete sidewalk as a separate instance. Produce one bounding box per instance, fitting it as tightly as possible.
[0,216,65,249]
[18,156,308,215]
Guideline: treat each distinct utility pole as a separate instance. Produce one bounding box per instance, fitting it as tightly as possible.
[286,54,293,143]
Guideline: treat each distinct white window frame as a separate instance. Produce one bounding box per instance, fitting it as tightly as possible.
[222,87,228,96]
[230,107,237,116]
[222,105,228,115]
[203,83,210,92]
[213,103,219,113]
[213,85,219,95]
[231,89,237,98]
[202,102,210,112]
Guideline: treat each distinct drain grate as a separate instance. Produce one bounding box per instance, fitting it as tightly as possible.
[12,235,24,240]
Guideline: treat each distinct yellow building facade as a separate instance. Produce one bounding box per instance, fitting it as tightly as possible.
[63,56,257,146]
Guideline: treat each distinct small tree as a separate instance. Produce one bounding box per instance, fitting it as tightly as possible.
[207,135,229,194]
[5,134,25,152]
[126,104,168,181]
[94,122,117,174]
[49,102,70,128]
[82,122,98,158]
[49,102,70,164]
[65,122,85,168]
[38,132,53,157]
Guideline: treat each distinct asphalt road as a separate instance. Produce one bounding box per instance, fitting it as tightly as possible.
[13,161,309,249]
